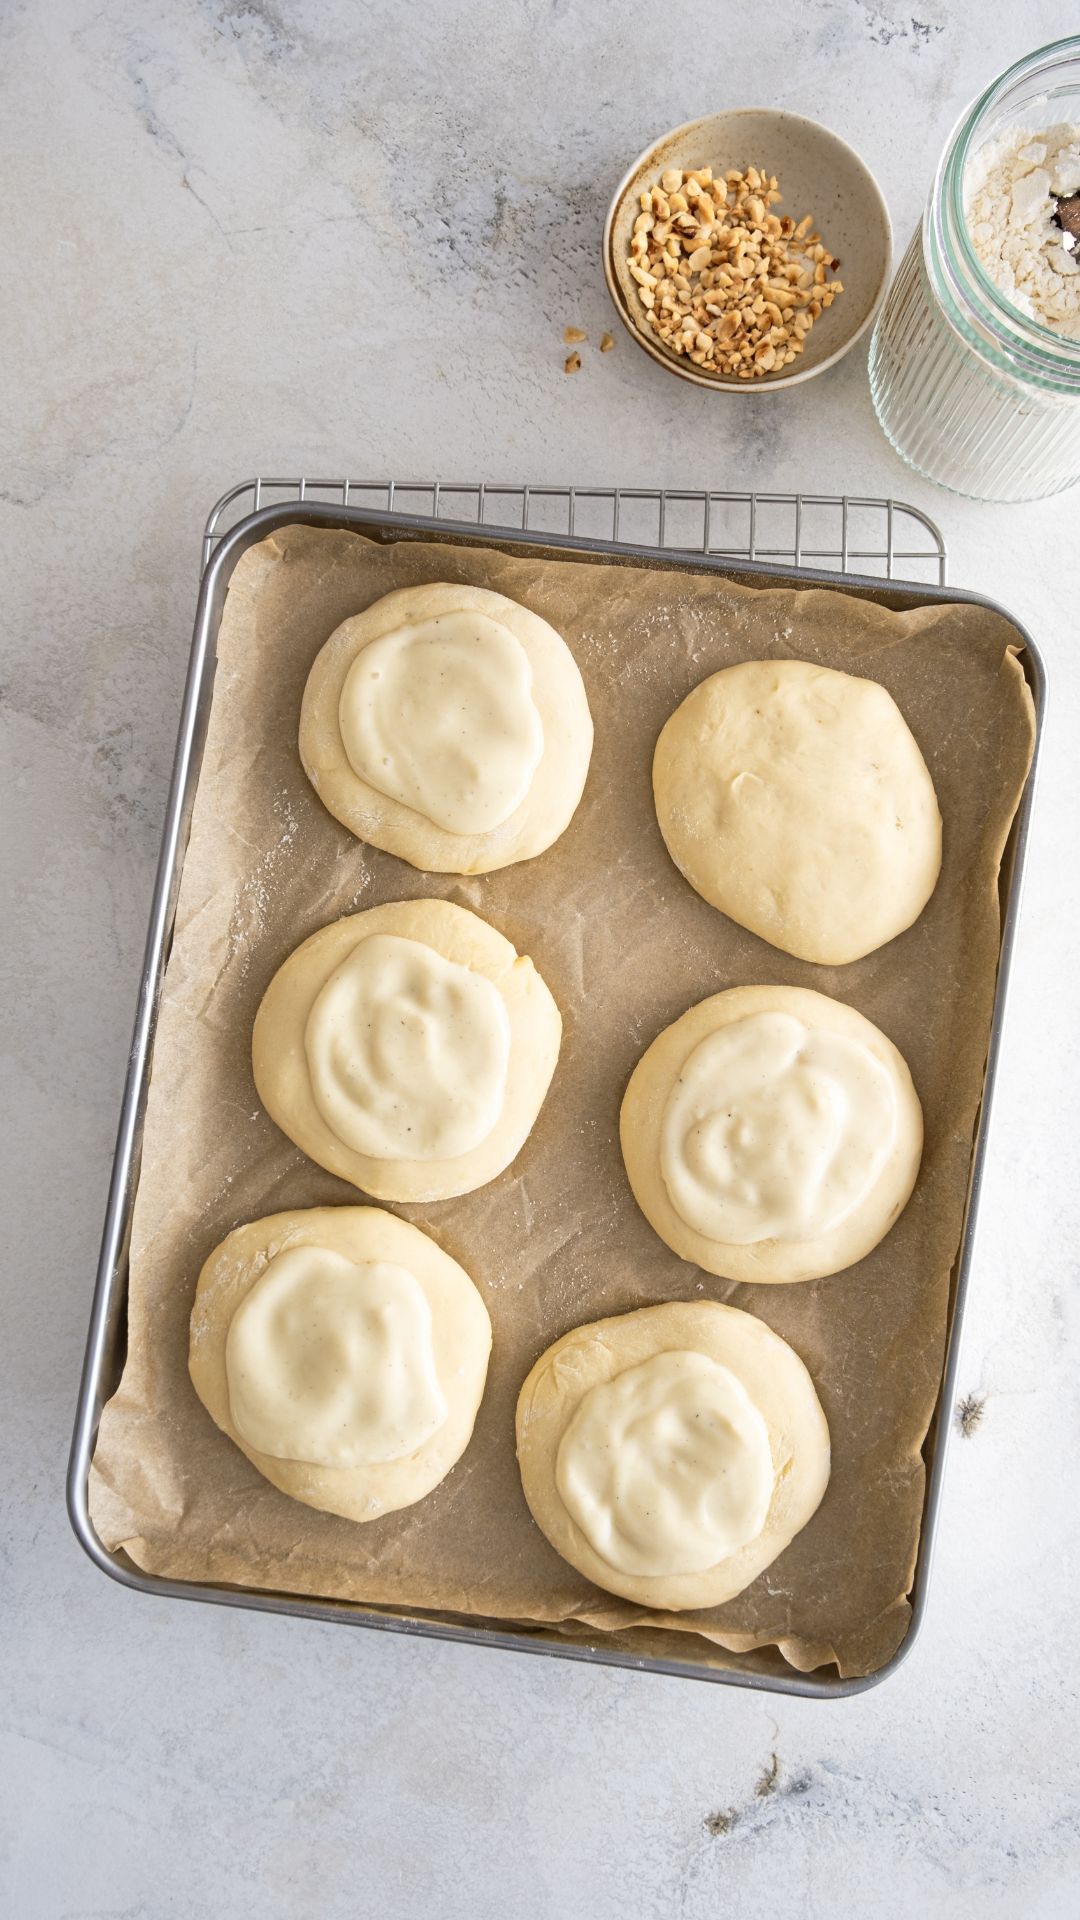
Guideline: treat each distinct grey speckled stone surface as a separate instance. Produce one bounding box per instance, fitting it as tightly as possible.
[2,3,1079,1915]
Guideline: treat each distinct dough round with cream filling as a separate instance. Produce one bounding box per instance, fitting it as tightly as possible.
[516,1301,830,1609]
[253,898,561,1202]
[300,582,593,874]
[189,1206,491,1520]
[653,658,942,964]
[620,984,923,1284]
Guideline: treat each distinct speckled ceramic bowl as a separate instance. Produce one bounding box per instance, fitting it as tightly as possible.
[604,110,892,392]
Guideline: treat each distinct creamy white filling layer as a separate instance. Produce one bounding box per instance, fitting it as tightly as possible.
[226,1246,447,1467]
[555,1350,774,1576]
[660,1011,897,1245]
[339,611,544,834]
[304,933,510,1162]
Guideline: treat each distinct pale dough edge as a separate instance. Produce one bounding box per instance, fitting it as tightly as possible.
[515,1300,831,1610]
[619,984,924,1284]
[252,897,562,1203]
[188,1205,492,1521]
[299,581,594,874]
[652,659,943,965]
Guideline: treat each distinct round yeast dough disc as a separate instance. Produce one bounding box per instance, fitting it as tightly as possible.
[300,581,594,874]
[620,983,923,1284]
[653,658,942,964]
[253,897,561,1203]
[189,1206,492,1521]
[516,1301,830,1610]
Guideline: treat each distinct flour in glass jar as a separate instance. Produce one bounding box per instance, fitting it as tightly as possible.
[965,121,1080,338]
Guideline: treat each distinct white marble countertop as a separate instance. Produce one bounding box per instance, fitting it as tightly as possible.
[3,2,1078,1914]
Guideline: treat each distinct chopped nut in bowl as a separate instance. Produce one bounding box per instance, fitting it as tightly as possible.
[605,111,891,391]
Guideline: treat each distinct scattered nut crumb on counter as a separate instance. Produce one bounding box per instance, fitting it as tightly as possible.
[600,331,615,352]
[564,325,588,344]
[627,164,844,378]
[564,351,582,373]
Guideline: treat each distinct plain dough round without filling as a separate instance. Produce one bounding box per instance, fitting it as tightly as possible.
[653,658,942,964]
[189,1206,492,1521]
[620,984,923,1284]
[515,1301,830,1610]
[253,898,562,1202]
[300,582,594,874]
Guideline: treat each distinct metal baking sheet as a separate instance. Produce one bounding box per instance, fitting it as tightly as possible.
[67,494,1044,1697]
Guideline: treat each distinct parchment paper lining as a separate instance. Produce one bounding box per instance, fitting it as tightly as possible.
[89,525,1035,1679]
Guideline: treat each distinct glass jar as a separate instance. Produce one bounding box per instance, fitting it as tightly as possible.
[869,36,1080,502]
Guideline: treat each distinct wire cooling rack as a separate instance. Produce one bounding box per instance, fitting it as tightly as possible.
[203,479,947,586]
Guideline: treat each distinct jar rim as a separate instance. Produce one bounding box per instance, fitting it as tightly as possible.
[942,34,1080,366]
